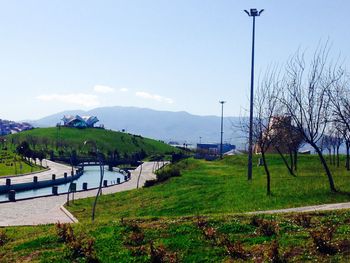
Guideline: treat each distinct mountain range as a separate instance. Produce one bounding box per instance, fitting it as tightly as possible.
[29,106,246,148]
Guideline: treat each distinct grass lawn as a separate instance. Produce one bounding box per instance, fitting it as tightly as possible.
[0,150,43,177]
[68,154,350,220]
[1,211,350,262]
[1,154,350,262]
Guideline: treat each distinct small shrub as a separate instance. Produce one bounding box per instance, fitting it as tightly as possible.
[293,214,312,228]
[257,220,279,237]
[250,216,263,227]
[196,217,208,229]
[150,242,178,263]
[150,242,167,263]
[203,227,217,241]
[130,245,147,257]
[267,240,286,263]
[221,238,248,260]
[144,179,157,187]
[65,234,98,263]
[56,222,74,243]
[128,232,145,246]
[123,221,142,233]
[310,226,338,255]
[156,166,181,182]
[56,223,98,262]
[0,230,8,246]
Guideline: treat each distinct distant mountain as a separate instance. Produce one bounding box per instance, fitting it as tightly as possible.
[30,106,246,148]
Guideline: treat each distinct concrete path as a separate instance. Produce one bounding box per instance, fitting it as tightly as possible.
[246,202,350,215]
[0,160,73,185]
[0,161,165,226]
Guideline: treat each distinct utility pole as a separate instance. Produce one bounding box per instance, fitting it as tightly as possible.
[244,8,264,180]
[219,101,226,158]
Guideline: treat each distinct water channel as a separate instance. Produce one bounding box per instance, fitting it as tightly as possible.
[0,166,126,202]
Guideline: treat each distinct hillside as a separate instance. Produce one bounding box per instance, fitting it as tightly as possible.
[7,127,177,157]
[29,106,244,147]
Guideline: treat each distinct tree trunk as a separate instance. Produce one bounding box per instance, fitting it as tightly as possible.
[289,148,294,173]
[275,147,295,176]
[313,143,337,192]
[346,143,350,171]
[293,150,298,172]
[336,146,340,168]
[261,150,271,195]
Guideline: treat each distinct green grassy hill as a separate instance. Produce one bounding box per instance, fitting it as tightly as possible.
[6,127,177,157]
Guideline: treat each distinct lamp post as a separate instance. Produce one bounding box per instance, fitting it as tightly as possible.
[244,8,264,180]
[83,140,104,222]
[219,101,226,158]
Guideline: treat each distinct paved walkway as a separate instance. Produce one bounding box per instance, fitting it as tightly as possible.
[0,160,73,185]
[0,161,165,226]
[246,202,350,215]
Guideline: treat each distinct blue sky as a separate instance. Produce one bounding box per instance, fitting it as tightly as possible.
[0,0,349,120]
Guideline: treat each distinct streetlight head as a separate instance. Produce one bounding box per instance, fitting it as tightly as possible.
[245,8,264,17]
[219,101,226,104]
[250,8,258,16]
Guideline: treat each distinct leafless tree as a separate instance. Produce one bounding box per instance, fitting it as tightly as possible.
[252,70,281,195]
[281,45,343,192]
[272,119,304,176]
[328,74,350,169]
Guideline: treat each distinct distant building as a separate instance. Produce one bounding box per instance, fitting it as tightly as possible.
[0,119,33,136]
[62,115,99,128]
[196,143,236,156]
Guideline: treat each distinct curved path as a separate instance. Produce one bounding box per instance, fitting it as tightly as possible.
[246,202,350,215]
[0,162,163,226]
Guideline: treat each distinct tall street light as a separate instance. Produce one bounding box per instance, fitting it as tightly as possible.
[244,8,264,180]
[219,101,226,158]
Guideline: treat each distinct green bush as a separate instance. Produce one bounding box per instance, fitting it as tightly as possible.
[156,166,181,182]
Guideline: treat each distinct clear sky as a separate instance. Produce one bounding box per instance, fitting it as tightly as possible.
[0,0,349,121]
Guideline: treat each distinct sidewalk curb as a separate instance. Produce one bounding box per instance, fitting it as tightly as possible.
[60,205,79,223]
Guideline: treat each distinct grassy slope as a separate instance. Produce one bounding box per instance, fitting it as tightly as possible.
[68,155,350,219]
[7,127,176,156]
[1,155,350,262]
[0,150,42,177]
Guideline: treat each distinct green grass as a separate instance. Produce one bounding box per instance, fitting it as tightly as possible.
[6,127,177,157]
[0,150,43,177]
[68,154,350,220]
[2,154,350,262]
[1,211,350,262]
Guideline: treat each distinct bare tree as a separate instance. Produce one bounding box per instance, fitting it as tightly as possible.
[281,45,343,192]
[252,70,281,195]
[328,74,350,169]
[272,119,304,176]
